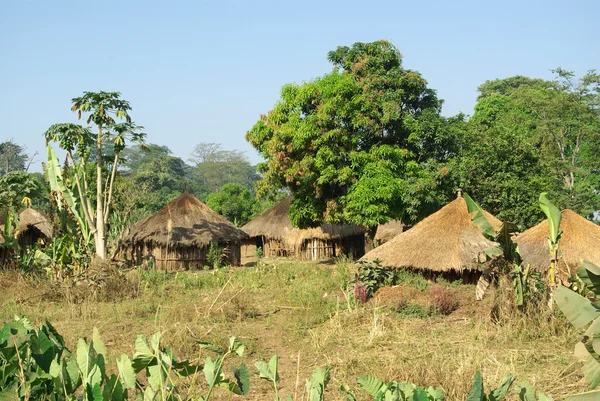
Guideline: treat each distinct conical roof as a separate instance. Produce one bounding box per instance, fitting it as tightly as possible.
[374,220,405,243]
[361,196,502,272]
[514,209,600,273]
[241,196,365,247]
[18,208,53,239]
[124,192,247,247]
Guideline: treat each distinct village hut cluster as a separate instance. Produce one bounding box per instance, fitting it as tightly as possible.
[2,189,599,280]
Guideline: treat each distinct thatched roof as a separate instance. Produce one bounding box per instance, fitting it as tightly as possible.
[241,196,366,247]
[514,209,600,274]
[361,196,502,272]
[375,220,405,243]
[18,208,53,239]
[124,192,247,247]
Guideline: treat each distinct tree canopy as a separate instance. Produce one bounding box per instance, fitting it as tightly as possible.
[453,69,600,227]
[247,40,456,229]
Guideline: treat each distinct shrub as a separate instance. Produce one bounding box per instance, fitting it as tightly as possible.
[429,285,459,315]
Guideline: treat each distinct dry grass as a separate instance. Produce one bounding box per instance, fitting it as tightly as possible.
[0,260,587,400]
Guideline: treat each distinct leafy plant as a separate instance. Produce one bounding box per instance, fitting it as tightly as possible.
[207,243,225,269]
[554,260,600,398]
[429,285,459,315]
[539,192,562,289]
[196,336,250,400]
[353,259,396,300]
[306,365,330,401]
[340,374,445,401]
[465,370,515,401]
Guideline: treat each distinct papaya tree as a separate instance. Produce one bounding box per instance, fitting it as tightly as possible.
[44,92,145,260]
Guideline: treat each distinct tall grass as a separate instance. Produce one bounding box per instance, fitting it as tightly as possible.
[0,260,585,400]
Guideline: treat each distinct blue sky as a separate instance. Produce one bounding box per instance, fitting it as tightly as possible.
[1,0,598,171]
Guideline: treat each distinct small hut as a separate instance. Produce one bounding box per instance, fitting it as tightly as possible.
[374,220,405,246]
[122,192,247,270]
[360,193,502,280]
[514,209,600,276]
[241,196,367,263]
[17,208,53,247]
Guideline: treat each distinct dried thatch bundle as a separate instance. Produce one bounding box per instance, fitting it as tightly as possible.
[361,195,502,272]
[514,209,600,274]
[125,192,247,247]
[17,208,53,240]
[242,196,365,249]
[374,220,405,243]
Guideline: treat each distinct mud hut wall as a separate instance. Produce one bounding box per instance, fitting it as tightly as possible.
[298,238,335,261]
[0,247,13,267]
[241,238,256,265]
[264,238,292,257]
[126,241,241,270]
[341,234,367,259]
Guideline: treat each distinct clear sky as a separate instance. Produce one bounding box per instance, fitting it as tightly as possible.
[1,0,598,171]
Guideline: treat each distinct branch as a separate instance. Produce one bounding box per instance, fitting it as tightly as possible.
[24,151,38,172]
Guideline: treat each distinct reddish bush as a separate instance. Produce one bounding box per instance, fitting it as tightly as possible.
[429,285,459,315]
[354,281,368,304]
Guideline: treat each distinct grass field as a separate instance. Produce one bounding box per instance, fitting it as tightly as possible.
[0,258,587,400]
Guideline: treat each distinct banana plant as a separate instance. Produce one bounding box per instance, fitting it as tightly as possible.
[465,370,515,401]
[341,375,444,401]
[46,145,93,247]
[554,260,600,399]
[539,193,562,290]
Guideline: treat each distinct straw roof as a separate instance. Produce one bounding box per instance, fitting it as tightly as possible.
[361,196,502,272]
[374,220,405,243]
[17,208,53,239]
[241,196,366,247]
[514,209,600,274]
[124,192,247,247]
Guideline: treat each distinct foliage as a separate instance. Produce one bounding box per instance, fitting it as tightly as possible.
[453,70,600,228]
[554,260,600,398]
[0,171,39,211]
[44,91,146,260]
[0,139,29,176]
[206,183,258,226]
[353,259,396,300]
[539,192,562,289]
[428,285,459,315]
[465,370,517,401]
[207,243,225,269]
[189,142,260,193]
[247,40,456,230]
[341,374,445,401]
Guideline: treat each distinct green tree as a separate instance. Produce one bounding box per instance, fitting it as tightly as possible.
[44,91,145,260]
[246,40,455,230]
[206,183,257,226]
[189,142,260,193]
[455,70,600,227]
[0,140,30,175]
[120,144,202,216]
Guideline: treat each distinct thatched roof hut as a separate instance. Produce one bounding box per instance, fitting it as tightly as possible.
[514,209,600,274]
[361,194,502,275]
[374,220,405,244]
[122,192,247,270]
[17,208,53,246]
[241,196,367,262]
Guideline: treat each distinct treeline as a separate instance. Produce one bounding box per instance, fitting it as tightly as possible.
[1,40,599,238]
[246,41,600,230]
[0,140,282,228]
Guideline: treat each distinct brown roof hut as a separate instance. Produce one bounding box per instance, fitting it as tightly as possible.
[241,196,367,263]
[374,220,405,245]
[361,194,502,278]
[514,209,600,275]
[122,192,248,270]
[17,208,54,247]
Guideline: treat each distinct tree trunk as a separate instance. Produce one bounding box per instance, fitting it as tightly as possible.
[95,125,106,259]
